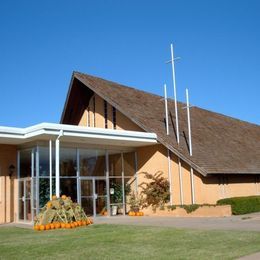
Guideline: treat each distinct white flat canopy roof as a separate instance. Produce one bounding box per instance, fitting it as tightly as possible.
[0,123,157,147]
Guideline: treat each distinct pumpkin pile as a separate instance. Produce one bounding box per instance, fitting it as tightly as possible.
[128,211,144,216]
[33,195,93,231]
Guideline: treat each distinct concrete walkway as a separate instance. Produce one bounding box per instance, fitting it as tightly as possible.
[238,252,260,260]
[94,212,260,231]
[2,213,260,232]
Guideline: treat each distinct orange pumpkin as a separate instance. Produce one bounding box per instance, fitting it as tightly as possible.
[89,218,93,224]
[34,225,40,231]
[86,219,91,225]
[55,222,61,229]
[47,202,52,208]
[61,223,66,228]
[136,212,141,216]
[70,223,75,228]
[45,224,51,230]
[50,223,55,229]
[139,212,144,216]
[39,225,45,231]
[128,211,135,216]
[77,221,82,226]
[61,195,67,200]
[52,195,57,200]
[103,211,108,216]
[82,220,87,226]
[73,221,78,227]
[65,223,71,229]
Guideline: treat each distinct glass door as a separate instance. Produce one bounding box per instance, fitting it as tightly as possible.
[18,178,32,222]
[80,178,107,217]
[81,179,94,216]
[95,179,107,216]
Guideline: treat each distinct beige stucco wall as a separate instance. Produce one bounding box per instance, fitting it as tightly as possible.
[79,109,87,126]
[78,94,143,131]
[0,144,17,224]
[136,144,169,188]
[224,175,259,198]
[135,143,260,205]
[193,172,220,204]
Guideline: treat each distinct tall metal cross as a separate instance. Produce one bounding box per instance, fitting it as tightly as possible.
[166,43,181,145]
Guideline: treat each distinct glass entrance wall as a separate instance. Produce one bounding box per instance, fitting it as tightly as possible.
[79,149,106,176]
[18,144,137,218]
[108,152,136,215]
[18,149,35,223]
[18,178,32,221]
[38,147,55,208]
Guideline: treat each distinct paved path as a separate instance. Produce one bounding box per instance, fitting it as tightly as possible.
[2,213,260,232]
[238,252,260,260]
[94,212,260,231]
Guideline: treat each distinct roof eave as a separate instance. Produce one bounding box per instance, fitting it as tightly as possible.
[60,72,77,123]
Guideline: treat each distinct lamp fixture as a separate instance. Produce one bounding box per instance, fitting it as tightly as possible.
[8,164,15,178]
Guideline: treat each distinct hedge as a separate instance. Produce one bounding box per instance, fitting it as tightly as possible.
[217,196,260,215]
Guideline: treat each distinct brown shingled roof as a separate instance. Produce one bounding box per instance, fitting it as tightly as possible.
[61,71,260,176]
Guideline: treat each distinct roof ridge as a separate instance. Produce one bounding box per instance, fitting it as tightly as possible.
[74,71,187,106]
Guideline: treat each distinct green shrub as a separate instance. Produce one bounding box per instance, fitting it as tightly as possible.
[139,171,170,212]
[217,196,260,215]
[167,205,177,211]
[181,204,200,214]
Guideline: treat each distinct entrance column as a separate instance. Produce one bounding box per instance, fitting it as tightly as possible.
[49,140,52,200]
[105,150,111,216]
[55,130,63,197]
[55,138,60,197]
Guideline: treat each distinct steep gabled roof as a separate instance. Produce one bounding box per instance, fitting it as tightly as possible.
[61,71,260,176]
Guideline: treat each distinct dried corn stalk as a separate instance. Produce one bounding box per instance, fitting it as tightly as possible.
[34,196,89,225]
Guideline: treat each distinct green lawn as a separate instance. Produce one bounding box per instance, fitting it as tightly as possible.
[1,225,260,259]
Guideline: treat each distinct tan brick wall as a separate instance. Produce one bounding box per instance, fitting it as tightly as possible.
[0,144,17,224]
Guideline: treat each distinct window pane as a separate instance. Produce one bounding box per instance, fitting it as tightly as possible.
[60,148,77,176]
[80,149,106,176]
[39,147,55,177]
[123,152,135,177]
[60,178,77,202]
[124,177,135,213]
[81,198,93,216]
[81,180,93,196]
[39,178,50,208]
[20,150,31,178]
[109,152,122,177]
[109,178,123,204]
[95,179,107,196]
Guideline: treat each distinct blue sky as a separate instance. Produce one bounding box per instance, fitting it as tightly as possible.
[0,0,259,127]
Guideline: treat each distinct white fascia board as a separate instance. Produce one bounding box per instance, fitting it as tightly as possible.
[0,123,157,143]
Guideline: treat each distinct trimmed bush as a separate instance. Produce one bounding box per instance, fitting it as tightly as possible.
[217,196,260,215]
[181,204,200,214]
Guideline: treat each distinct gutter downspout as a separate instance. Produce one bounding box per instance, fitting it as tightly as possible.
[55,130,63,197]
